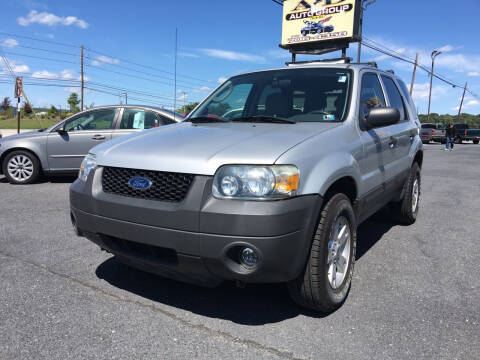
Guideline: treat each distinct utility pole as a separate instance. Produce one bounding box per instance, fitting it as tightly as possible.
[410,53,419,96]
[182,91,187,112]
[427,50,442,122]
[80,45,84,111]
[457,82,467,124]
[118,94,122,105]
[358,0,376,62]
[125,93,128,105]
[58,105,62,118]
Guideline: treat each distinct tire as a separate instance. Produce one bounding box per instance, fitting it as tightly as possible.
[455,136,462,144]
[473,140,479,145]
[288,193,356,313]
[2,150,41,185]
[391,163,421,225]
[301,31,307,36]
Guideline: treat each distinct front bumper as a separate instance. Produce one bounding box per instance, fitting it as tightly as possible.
[70,167,322,286]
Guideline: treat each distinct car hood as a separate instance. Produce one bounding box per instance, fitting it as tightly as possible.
[2,130,47,142]
[1,130,47,141]
[92,121,340,175]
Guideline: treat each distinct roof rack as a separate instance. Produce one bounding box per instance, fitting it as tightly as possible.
[286,57,352,66]
[286,59,378,68]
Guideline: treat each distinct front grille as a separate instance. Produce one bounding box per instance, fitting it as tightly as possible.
[102,166,194,202]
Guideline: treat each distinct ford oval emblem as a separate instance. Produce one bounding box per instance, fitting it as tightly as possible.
[128,177,152,190]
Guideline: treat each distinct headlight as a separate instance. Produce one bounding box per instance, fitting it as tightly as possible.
[78,153,97,182]
[213,165,299,200]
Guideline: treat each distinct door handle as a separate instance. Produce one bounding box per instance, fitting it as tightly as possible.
[389,137,398,148]
[92,134,105,140]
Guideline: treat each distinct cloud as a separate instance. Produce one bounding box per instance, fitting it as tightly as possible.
[91,55,120,66]
[200,48,266,63]
[408,82,449,102]
[468,72,480,77]
[32,70,57,79]
[217,76,228,84]
[453,98,479,111]
[60,69,75,79]
[193,86,212,93]
[1,38,19,48]
[178,52,199,58]
[31,69,80,81]
[17,10,89,29]
[437,45,455,53]
[47,33,54,39]
[0,58,30,74]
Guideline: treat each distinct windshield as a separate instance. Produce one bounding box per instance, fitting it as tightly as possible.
[188,68,352,123]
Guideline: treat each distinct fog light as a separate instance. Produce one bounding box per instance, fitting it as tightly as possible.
[239,247,259,269]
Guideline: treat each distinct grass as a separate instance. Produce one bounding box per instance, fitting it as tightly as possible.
[0,117,60,129]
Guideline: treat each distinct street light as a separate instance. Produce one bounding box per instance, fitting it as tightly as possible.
[427,50,442,121]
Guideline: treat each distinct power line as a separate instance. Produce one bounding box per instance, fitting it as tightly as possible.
[361,40,478,98]
[1,31,212,84]
[84,54,208,87]
[1,50,79,65]
[0,31,79,48]
[86,47,211,84]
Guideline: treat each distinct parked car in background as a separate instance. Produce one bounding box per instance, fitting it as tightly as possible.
[421,123,436,143]
[0,105,183,184]
[464,129,480,144]
[453,123,480,144]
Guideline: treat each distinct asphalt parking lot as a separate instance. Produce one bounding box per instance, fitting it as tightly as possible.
[1,143,479,360]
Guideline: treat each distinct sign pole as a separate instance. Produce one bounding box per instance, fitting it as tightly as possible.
[17,97,20,134]
[14,77,23,134]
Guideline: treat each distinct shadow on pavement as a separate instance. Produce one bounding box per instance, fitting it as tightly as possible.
[95,207,395,324]
[0,175,76,184]
[356,207,395,260]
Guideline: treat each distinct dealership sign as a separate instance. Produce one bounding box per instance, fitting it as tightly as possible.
[281,0,362,50]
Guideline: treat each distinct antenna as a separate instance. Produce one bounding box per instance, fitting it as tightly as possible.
[174,28,178,120]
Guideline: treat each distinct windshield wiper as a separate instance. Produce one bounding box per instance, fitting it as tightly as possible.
[188,116,231,124]
[232,116,296,124]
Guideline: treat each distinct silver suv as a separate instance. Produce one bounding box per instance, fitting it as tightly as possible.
[70,63,423,313]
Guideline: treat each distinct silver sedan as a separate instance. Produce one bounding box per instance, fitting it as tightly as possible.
[0,105,183,184]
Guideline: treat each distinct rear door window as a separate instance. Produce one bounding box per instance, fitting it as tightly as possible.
[120,108,162,129]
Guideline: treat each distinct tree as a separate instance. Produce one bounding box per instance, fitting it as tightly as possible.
[67,93,80,113]
[177,102,199,115]
[48,105,58,116]
[23,101,33,114]
[1,97,10,112]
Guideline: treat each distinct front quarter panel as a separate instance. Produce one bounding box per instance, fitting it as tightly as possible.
[275,122,363,198]
[0,133,48,171]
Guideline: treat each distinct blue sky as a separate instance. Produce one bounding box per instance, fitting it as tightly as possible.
[1,0,479,114]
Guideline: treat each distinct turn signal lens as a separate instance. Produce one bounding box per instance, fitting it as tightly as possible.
[275,173,299,193]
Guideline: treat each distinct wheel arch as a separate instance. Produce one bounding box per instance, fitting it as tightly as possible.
[413,149,423,169]
[323,176,358,204]
[1,147,44,173]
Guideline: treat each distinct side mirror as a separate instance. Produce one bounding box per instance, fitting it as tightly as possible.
[56,127,67,134]
[365,107,400,129]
